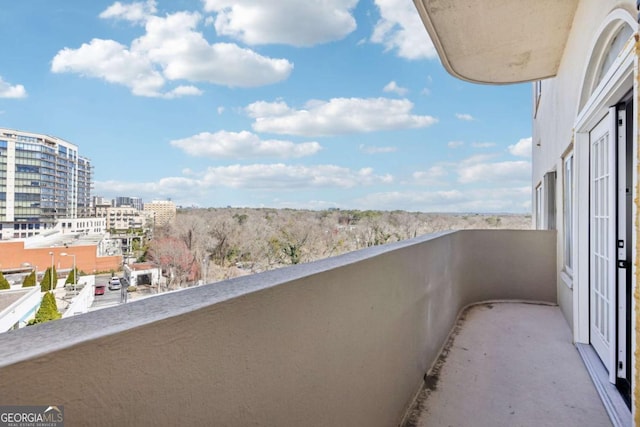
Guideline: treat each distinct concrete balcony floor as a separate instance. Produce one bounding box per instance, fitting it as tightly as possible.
[404,302,612,427]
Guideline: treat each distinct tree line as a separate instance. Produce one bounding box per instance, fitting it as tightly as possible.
[142,208,531,290]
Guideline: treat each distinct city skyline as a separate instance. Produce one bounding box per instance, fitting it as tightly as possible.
[0,0,532,213]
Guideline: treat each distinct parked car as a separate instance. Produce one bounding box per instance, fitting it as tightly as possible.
[109,277,121,290]
[94,284,106,296]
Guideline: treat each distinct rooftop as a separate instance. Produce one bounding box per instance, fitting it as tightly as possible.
[0,289,32,312]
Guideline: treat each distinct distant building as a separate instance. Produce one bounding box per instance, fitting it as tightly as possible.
[115,196,143,211]
[95,205,147,231]
[91,196,111,208]
[0,128,92,240]
[144,200,176,227]
[124,262,161,287]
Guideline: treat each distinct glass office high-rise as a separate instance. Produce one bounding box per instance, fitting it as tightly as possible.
[0,128,92,239]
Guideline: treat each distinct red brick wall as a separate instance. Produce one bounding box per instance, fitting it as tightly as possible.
[0,242,122,274]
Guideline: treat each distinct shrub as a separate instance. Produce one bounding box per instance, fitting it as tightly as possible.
[22,271,36,287]
[127,285,137,293]
[0,271,9,290]
[31,292,61,325]
[40,267,58,292]
[65,267,78,285]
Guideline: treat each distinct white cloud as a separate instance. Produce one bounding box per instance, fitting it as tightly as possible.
[355,186,531,213]
[246,97,437,136]
[458,159,531,184]
[136,12,293,86]
[245,100,291,118]
[202,0,358,47]
[51,11,293,97]
[51,39,167,97]
[411,166,448,185]
[217,106,225,114]
[94,164,393,206]
[383,80,408,96]
[508,137,532,158]
[99,0,157,23]
[359,144,398,154]
[455,113,475,121]
[471,142,496,148]
[371,0,437,60]
[200,164,393,189]
[170,130,321,159]
[95,177,204,202]
[162,85,203,99]
[448,141,464,149]
[0,76,27,98]
[409,153,530,188]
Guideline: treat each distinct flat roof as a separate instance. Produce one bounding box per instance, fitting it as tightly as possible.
[0,289,32,312]
[24,233,105,250]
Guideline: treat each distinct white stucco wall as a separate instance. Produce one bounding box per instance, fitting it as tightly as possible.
[62,276,95,318]
[532,0,637,330]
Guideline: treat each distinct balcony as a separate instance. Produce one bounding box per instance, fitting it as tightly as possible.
[0,230,611,426]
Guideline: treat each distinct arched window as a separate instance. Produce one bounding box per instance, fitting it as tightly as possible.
[594,24,633,88]
[578,10,636,111]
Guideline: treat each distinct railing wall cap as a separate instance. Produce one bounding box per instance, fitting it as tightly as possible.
[0,230,459,368]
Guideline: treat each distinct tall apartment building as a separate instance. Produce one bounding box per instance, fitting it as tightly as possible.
[0,128,92,239]
[143,200,176,227]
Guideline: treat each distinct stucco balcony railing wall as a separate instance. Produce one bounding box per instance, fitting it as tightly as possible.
[0,230,556,427]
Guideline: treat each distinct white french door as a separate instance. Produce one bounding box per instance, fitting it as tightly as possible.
[589,109,616,382]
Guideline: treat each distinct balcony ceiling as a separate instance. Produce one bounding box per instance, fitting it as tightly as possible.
[413,0,580,84]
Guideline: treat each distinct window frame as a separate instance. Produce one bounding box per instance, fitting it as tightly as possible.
[534,80,542,117]
[535,183,544,230]
[562,152,574,277]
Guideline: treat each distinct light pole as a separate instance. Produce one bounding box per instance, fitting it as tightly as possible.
[48,251,54,293]
[60,252,76,294]
[202,257,208,286]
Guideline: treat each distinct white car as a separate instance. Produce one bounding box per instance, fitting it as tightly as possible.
[108,277,121,290]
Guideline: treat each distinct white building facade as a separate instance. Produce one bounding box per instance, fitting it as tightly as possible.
[415,0,639,422]
[531,2,637,409]
[95,205,146,231]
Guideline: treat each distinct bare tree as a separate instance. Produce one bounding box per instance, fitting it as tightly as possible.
[148,237,198,291]
[150,207,531,285]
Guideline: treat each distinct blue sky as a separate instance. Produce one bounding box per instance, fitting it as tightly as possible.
[0,0,532,213]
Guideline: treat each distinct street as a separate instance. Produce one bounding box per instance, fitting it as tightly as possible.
[90,276,127,310]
